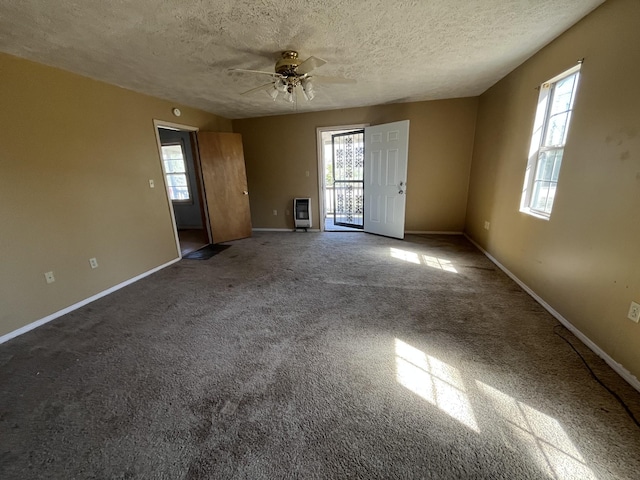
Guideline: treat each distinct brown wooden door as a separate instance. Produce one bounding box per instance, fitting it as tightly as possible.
[197,132,252,243]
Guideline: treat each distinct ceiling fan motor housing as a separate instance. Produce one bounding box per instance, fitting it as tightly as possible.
[275,50,301,76]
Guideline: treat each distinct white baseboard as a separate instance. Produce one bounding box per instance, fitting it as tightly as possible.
[464,234,640,393]
[253,228,464,235]
[405,231,463,235]
[252,228,320,232]
[0,257,181,345]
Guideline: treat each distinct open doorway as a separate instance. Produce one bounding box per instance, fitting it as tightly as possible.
[154,121,210,256]
[316,124,368,232]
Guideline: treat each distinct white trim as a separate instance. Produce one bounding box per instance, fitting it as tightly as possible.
[546,63,582,85]
[252,228,321,232]
[252,228,295,232]
[153,119,199,132]
[0,257,181,345]
[405,231,463,235]
[465,234,640,393]
[316,124,369,232]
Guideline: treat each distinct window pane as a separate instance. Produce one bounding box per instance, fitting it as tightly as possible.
[549,73,578,116]
[531,180,548,211]
[535,152,553,182]
[164,159,186,173]
[544,111,571,146]
[166,173,188,187]
[161,145,184,160]
[550,149,563,182]
[531,181,551,213]
[169,186,190,201]
[535,149,564,182]
[544,182,557,212]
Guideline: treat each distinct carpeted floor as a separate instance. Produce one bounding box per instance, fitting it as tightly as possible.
[1,232,639,479]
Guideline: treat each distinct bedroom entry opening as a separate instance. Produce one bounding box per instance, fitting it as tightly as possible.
[317,125,368,232]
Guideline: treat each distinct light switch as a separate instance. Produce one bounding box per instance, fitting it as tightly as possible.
[149,179,155,188]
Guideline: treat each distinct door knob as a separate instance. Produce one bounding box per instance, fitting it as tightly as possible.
[242,191,248,195]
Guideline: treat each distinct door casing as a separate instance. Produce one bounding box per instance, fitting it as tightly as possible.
[153,120,204,258]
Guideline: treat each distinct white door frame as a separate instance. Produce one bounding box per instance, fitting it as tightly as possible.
[152,119,199,258]
[316,124,369,232]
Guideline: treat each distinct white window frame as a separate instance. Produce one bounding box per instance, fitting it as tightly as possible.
[520,64,581,219]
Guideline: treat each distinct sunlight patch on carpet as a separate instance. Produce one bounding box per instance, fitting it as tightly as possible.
[476,381,597,480]
[389,248,457,273]
[395,339,478,432]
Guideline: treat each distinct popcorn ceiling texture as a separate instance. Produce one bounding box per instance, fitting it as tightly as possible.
[0,0,603,119]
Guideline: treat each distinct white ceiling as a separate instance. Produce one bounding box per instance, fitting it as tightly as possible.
[0,0,604,119]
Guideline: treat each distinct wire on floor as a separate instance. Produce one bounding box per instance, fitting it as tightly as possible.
[553,324,640,429]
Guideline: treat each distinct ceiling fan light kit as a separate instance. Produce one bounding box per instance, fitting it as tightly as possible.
[231,50,355,105]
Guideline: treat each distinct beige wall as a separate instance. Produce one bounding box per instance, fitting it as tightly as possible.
[0,52,231,336]
[466,0,640,379]
[233,99,478,232]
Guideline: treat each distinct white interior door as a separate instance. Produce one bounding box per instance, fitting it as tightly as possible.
[364,120,410,239]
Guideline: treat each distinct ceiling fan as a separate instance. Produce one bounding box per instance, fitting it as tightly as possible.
[229,50,356,103]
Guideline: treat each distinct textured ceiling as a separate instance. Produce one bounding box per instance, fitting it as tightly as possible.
[0,0,604,119]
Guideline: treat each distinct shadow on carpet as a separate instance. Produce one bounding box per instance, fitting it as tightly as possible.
[183,244,230,260]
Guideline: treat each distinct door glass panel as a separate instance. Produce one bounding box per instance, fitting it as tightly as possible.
[332,130,365,228]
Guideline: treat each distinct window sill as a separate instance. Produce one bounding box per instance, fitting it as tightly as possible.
[519,208,550,221]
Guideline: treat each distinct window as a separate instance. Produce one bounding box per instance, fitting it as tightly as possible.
[521,64,581,218]
[161,142,191,202]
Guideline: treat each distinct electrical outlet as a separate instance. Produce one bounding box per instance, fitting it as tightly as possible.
[484,221,490,230]
[44,271,55,284]
[89,257,99,269]
[273,209,278,216]
[628,301,640,323]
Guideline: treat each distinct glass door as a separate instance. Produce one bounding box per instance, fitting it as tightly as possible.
[332,130,365,229]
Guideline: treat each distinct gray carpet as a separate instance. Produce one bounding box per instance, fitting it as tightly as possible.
[1,232,639,479]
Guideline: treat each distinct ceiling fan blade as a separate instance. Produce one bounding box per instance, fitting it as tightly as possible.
[310,75,356,84]
[241,83,275,95]
[229,68,278,77]
[295,56,327,75]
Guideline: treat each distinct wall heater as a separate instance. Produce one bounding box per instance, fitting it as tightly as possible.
[293,198,312,230]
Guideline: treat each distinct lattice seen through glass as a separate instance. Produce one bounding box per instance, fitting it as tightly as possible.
[332,130,364,228]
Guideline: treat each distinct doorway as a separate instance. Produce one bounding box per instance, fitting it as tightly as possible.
[154,120,253,258]
[317,121,410,239]
[317,125,368,232]
[157,127,209,255]
[332,130,365,229]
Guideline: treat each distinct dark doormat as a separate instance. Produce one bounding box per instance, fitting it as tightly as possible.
[183,244,230,260]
